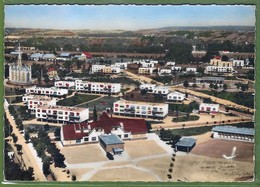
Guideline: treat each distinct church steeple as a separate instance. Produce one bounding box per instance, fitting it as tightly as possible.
[17,43,22,66]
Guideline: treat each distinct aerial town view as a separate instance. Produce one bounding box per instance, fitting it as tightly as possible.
[3,5,255,182]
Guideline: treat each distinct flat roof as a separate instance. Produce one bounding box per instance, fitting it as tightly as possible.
[212,126,254,136]
[38,105,88,112]
[175,137,196,147]
[99,134,124,145]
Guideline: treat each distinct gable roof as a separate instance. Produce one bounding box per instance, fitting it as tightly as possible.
[62,112,148,141]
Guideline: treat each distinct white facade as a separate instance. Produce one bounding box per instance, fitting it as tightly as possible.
[113,100,168,118]
[141,62,155,68]
[114,62,128,69]
[171,66,182,71]
[91,65,106,74]
[9,44,32,85]
[55,81,75,88]
[159,68,172,76]
[26,86,68,97]
[199,103,219,113]
[206,66,234,73]
[140,84,156,93]
[75,80,121,94]
[153,86,170,95]
[166,61,176,66]
[36,105,89,124]
[232,60,245,67]
[167,92,185,102]
[186,68,197,72]
[23,95,56,113]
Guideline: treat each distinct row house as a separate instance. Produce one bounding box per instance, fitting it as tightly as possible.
[195,77,225,85]
[139,84,156,93]
[199,103,219,113]
[113,100,168,119]
[231,59,245,67]
[60,112,148,146]
[26,86,68,97]
[54,80,75,88]
[210,57,233,67]
[75,80,121,94]
[22,95,56,113]
[30,53,56,61]
[205,66,234,73]
[103,66,121,74]
[141,62,155,68]
[35,105,89,124]
[56,53,71,61]
[138,67,156,75]
[167,92,185,102]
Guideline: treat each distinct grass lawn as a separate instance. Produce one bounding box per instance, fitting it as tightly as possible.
[57,94,100,106]
[172,115,200,122]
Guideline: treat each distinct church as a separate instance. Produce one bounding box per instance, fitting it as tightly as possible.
[9,44,32,85]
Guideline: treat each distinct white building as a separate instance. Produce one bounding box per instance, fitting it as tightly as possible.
[167,92,185,102]
[138,67,156,75]
[186,68,197,73]
[199,103,219,113]
[91,65,106,74]
[9,44,32,85]
[140,84,156,93]
[114,62,128,69]
[26,86,68,97]
[113,100,168,119]
[205,66,234,73]
[43,54,56,61]
[22,95,57,113]
[158,67,172,76]
[30,53,43,61]
[110,66,121,74]
[212,126,254,142]
[171,66,182,71]
[56,53,71,61]
[75,80,121,94]
[166,61,176,66]
[141,62,155,68]
[61,112,148,146]
[35,105,89,124]
[55,81,75,88]
[153,86,170,95]
[232,60,245,67]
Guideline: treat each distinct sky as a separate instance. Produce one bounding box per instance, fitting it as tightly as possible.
[5,5,256,30]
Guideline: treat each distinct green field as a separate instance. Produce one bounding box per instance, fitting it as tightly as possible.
[199,90,254,108]
[172,115,200,122]
[57,94,100,106]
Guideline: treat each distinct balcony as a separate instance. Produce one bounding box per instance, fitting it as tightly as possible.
[152,111,164,116]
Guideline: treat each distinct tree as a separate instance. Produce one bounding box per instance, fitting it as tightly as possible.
[209,83,214,89]
[15,144,22,154]
[192,83,197,88]
[221,55,229,61]
[11,134,18,144]
[72,175,77,181]
[223,84,228,91]
[183,80,189,88]
[24,132,30,143]
[54,128,60,138]
[42,160,50,176]
[44,124,50,131]
[93,105,98,122]
[213,84,219,90]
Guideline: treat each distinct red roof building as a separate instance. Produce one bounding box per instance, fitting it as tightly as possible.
[61,112,148,146]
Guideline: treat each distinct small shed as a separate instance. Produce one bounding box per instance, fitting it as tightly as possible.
[175,137,196,152]
[99,134,124,154]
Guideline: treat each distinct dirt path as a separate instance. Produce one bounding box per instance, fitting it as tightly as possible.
[124,70,163,85]
[5,109,47,181]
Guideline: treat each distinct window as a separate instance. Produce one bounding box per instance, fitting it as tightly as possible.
[124,134,129,138]
[118,135,121,138]
[91,137,97,141]
[76,139,81,143]
[84,137,89,142]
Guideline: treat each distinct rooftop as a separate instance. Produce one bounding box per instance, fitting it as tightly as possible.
[114,99,168,106]
[99,134,124,145]
[196,77,225,81]
[212,126,254,136]
[175,137,196,147]
[38,105,88,112]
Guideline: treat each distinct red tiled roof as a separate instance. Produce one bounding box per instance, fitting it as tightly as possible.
[48,67,57,72]
[82,51,92,58]
[62,112,148,140]
[62,123,89,140]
